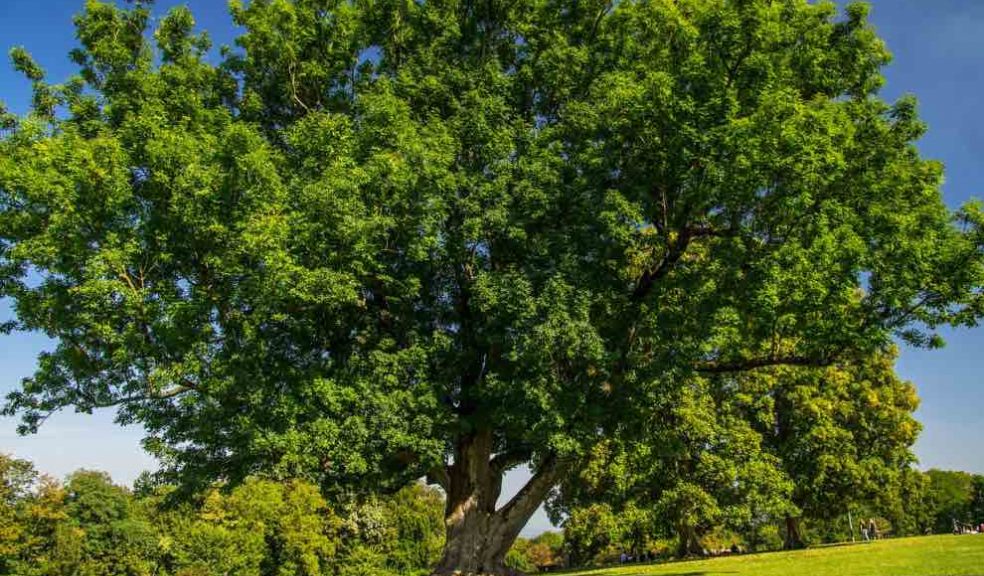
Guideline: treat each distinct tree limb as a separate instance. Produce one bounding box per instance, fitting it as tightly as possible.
[694,354,833,374]
[495,455,567,524]
[490,448,531,477]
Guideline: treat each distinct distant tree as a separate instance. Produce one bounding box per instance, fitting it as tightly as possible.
[561,504,621,567]
[552,375,795,558]
[0,454,37,573]
[734,348,922,548]
[61,470,159,576]
[877,466,933,537]
[6,476,72,576]
[525,532,564,570]
[3,1,983,572]
[925,470,978,533]
[507,531,565,573]
[971,476,984,526]
[505,538,537,574]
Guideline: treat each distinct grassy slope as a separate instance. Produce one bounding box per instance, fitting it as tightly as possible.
[564,536,984,576]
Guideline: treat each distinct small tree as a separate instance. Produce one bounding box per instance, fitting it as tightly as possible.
[2,1,982,573]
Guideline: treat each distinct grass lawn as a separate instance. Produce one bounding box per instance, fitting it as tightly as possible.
[563,535,984,576]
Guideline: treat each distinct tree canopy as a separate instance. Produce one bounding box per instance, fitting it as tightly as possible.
[551,348,922,557]
[2,1,982,573]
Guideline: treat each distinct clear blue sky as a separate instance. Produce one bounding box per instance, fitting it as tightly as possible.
[1,0,983,536]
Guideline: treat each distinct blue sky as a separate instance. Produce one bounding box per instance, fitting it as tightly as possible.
[1,0,983,536]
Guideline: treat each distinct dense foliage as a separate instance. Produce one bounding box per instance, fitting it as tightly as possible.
[0,454,446,576]
[2,0,983,572]
[551,348,923,557]
[557,465,984,568]
[1,456,983,574]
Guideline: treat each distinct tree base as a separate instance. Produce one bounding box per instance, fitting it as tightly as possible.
[783,516,807,550]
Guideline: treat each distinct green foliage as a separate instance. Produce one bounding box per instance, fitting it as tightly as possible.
[562,504,623,567]
[0,457,444,576]
[553,348,934,563]
[507,531,565,573]
[553,371,798,558]
[2,467,158,576]
[60,470,159,576]
[0,454,37,573]
[3,0,984,566]
[729,348,926,547]
[378,483,445,574]
[331,483,445,576]
[924,469,982,533]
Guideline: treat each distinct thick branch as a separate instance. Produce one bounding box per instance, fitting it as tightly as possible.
[490,449,531,476]
[631,225,735,302]
[694,354,832,374]
[631,237,690,302]
[79,381,198,409]
[495,456,567,527]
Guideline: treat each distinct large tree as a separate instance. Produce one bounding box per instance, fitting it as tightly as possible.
[2,1,982,573]
[549,375,796,559]
[733,348,922,548]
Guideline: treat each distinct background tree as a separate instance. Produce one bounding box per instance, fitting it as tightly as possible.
[734,349,922,548]
[2,1,983,573]
[377,484,446,575]
[506,532,564,574]
[872,465,933,538]
[1,457,445,576]
[924,470,980,533]
[551,375,795,558]
[971,476,984,528]
[60,471,159,576]
[560,503,622,568]
[0,454,37,574]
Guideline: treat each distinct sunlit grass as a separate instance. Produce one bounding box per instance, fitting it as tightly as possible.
[564,535,984,576]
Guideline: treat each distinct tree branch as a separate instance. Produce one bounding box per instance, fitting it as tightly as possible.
[490,448,531,477]
[77,380,198,409]
[495,456,567,524]
[631,223,737,302]
[632,231,691,302]
[694,354,833,374]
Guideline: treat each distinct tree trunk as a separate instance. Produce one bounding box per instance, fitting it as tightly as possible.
[783,516,806,550]
[676,523,705,558]
[430,431,565,576]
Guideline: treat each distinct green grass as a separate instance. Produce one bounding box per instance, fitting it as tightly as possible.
[564,536,984,576]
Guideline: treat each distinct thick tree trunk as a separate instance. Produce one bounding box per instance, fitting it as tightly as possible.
[783,516,806,550]
[430,431,564,576]
[676,523,705,558]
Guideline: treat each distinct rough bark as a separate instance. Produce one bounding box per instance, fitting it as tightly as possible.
[431,431,565,576]
[676,522,706,558]
[783,516,807,550]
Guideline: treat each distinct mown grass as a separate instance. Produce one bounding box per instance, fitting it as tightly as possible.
[563,535,984,576]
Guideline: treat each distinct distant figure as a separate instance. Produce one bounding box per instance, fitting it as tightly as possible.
[861,519,870,542]
[619,552,628,564]
[868,519,878,541]
[730,543,742,555]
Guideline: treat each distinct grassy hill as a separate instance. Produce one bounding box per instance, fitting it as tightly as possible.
[563,535,984,576]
